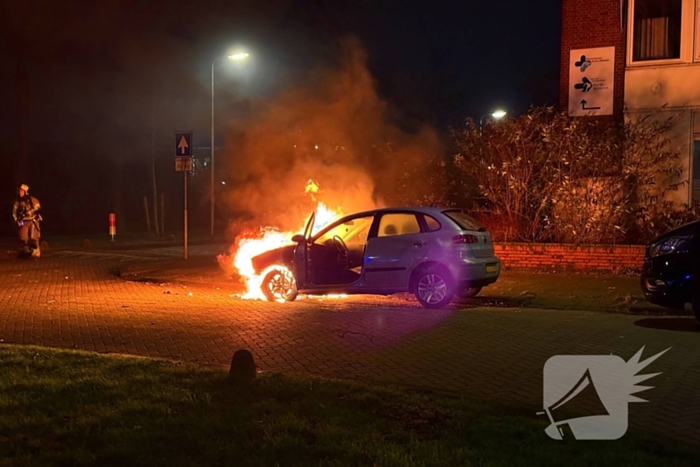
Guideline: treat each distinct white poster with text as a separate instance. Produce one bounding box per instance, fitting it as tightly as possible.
[568,47,615,117]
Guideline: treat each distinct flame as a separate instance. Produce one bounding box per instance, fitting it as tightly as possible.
[233,229,298,300]
[314,202,342,235]
[305,179,320,195]
[230,183,344,300]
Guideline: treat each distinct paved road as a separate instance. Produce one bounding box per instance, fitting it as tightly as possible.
[47,244,225,262]
[0,250,698,444]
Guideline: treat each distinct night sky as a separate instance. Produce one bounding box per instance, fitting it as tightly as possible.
[0,0,561,237]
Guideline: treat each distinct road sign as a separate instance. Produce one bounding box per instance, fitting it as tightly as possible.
[568,47,614,117]
[175,132,192,156]
[175,132,192,259]
[175,157,193,172]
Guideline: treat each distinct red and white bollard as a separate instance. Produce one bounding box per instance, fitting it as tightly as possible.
[109,213,116,241]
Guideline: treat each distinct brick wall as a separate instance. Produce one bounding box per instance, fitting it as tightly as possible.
[559,0,626,117]
[494,243,646,273]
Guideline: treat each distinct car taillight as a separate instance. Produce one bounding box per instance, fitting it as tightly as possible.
[452,234,479,244]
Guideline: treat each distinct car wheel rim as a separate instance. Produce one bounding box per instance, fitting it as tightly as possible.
[418,274,447,304]
[268,270,295,300]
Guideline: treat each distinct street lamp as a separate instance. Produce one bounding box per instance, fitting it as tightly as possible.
[479,109,507,136]
[210,51,250,236]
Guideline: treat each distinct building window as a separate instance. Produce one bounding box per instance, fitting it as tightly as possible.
[693,141,700,202]
[694,113,700,202]
[632,0,682,61]
[696,3,700,61]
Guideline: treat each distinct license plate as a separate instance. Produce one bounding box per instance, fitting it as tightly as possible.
[486,263,498,273]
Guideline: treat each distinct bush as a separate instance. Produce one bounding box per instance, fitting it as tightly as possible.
[452,106,690,244]
[633,200,700,243]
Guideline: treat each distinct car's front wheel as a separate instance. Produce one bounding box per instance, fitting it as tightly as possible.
[414,266,454,309]
[693,293,700,325]
[261,268,298,302]
[455,286,482,299]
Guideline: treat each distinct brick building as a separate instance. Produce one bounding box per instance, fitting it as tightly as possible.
[560,0,700,203]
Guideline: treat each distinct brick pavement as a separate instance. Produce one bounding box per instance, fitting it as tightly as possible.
[0,251,699,444]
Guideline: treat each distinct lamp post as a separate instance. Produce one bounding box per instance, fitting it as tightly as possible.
[479,109,507,136]
[210,52,249,237]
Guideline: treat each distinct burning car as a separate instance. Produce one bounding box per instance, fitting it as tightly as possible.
[249,207,501,309]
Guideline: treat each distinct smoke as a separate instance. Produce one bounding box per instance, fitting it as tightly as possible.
[221,36,444,233]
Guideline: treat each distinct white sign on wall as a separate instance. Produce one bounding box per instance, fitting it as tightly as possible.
[568,47,615,117]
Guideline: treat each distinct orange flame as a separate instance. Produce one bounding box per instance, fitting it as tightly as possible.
[231,184,343,300]
[305,179,320,195]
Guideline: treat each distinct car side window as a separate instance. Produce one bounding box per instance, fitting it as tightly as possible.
[378,213,421,237]
[423,215,441,232]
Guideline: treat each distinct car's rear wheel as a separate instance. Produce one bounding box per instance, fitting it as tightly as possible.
[414,266,454,309]
[455,286,482,299]
[261,268,298,302]
[693,293,700,325]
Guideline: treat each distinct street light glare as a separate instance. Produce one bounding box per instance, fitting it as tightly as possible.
[491,109,507,119]
[228,52,250,61]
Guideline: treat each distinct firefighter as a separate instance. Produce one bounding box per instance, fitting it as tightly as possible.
[12,184,42,258]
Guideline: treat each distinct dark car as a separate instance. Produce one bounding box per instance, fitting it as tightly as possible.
[641,221,700,322]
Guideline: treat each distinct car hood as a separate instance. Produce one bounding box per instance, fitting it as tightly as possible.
[251,244,296,273]
[650,221,700,244]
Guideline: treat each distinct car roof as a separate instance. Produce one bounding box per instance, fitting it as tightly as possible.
[651,220,700,243]
[336,206,461,218]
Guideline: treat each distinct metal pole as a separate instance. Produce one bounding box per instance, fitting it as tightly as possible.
[210,58,216,238]
[184,170,188,260]
[143,195,152,235]
[151,97,160,238]
[109,213,116,242]
[160,193,165,237]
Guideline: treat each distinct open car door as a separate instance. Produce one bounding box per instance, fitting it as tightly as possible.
[293,211,315,289]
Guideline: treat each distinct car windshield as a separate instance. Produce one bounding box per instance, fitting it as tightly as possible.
[442,210,486,232]
[315,216,374,246]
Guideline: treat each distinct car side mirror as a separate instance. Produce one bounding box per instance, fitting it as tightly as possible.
[292,234,305,243]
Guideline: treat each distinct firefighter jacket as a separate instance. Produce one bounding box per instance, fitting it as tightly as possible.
[13,195,41,223]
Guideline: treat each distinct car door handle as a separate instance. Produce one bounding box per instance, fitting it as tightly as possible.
[414,241,426,247]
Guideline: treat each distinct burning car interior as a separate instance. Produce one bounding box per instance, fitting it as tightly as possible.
[310,215,373,285]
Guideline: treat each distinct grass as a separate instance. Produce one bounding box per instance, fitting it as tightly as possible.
[477,271,678,314]
[1,345,697,467]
